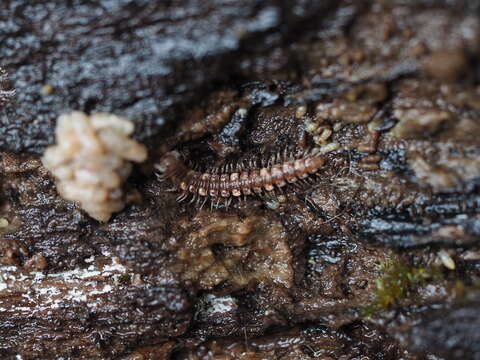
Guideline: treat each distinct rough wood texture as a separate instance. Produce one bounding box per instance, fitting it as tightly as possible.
[0,0,334,154]
[0,0,479,359]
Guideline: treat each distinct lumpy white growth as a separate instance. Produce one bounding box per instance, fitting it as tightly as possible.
[42,111,147,221]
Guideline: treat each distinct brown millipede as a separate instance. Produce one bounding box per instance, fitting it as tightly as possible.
[155,148,326,209]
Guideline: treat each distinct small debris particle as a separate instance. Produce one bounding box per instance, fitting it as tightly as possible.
[437,250,456,270]
[265,199,280,210]
[318,142,340,154]
[295,105,307,119]
[24,254,48,271]
[0,218,9,228]
[40,84,55,96]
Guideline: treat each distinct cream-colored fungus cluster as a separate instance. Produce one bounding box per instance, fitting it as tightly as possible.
[42,111,147,221]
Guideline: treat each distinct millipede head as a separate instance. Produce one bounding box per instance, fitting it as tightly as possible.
[155,151,181,175]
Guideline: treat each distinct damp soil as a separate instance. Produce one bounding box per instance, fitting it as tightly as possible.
[1,0,480,359]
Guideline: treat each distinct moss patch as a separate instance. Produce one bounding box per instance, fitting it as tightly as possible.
[364,258,443,316]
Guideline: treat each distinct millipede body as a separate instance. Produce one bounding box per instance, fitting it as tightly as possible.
[155,149,325,208]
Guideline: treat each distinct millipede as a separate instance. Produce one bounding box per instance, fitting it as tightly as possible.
[155,148,326,209]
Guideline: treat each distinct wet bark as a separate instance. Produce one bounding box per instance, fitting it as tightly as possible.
[0,0,480,359]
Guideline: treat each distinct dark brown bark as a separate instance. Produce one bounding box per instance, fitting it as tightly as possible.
[0,0,480,359]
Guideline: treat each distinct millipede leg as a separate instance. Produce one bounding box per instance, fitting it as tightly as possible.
[298,179,309,187]
[304,196,321,212]
[303,177,315,185]
[200,196,208,209]
[176,192,189,202]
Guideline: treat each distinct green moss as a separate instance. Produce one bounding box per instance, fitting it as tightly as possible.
[117,273,132,285]
[364,258,442,317]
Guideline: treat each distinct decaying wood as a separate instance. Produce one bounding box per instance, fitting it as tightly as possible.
[0,0,479,359]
